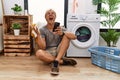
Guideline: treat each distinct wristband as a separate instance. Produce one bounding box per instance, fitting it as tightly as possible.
[61,32,65,37]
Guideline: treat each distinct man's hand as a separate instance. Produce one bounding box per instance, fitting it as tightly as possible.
[31,24,40,38]
[53,26,64,36]
[33,26,40,35]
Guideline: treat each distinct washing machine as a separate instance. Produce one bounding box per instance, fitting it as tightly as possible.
[66,14,100,57]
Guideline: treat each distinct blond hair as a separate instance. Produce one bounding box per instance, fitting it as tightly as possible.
[45,9,56,17]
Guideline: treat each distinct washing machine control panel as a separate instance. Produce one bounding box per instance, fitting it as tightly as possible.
[67,15,80,21]
[67,14,100,22]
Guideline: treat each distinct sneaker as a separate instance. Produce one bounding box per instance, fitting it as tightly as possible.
[50,60,59,75]
[62,58,77,66]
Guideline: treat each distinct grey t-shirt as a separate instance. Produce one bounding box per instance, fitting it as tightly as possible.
[39,25,63,49]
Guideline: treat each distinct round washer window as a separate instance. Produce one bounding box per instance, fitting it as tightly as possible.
[75,26,91,42]
[71,23,96,48]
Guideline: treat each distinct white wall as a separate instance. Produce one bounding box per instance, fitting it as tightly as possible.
[68,0,97,14]
[28,0,64,25]
[3,0,24,15]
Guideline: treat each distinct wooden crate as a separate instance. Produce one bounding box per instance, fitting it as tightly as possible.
[3,15,32,35]
[4,35,31,56]
[3,15,33,56]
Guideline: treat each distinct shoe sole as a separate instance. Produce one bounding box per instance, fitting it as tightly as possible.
[50,71,59,75]
[62,58,77,66]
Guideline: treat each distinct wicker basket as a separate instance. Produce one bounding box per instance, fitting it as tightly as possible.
[88,46,120,74]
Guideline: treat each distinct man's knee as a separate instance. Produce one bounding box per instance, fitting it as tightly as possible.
[63,32,77,40]
[36,49,44,58]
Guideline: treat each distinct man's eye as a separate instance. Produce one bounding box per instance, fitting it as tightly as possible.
[47,12,50,15]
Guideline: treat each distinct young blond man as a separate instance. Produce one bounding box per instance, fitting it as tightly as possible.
[33,9,77,75]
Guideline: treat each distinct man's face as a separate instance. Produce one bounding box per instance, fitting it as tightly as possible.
[45,9,56,24]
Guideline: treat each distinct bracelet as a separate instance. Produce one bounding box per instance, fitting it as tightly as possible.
[61,32,65,37]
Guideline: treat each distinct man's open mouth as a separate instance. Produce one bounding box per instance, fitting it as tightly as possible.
[49,18,54,20]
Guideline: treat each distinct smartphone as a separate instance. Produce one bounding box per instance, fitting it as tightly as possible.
[53,22,60,32]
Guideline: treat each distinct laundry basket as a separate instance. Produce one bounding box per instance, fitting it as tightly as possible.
[88,46,120,73]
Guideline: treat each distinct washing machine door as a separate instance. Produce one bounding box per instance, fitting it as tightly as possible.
[71,23,96,48]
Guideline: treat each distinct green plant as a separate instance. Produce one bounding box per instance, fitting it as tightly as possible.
[12,22,22,29]
[93,0,120,47]
[11,4,22,12]
[100,29,120,47]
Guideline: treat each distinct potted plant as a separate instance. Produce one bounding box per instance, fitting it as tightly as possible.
[11,22,22,36]
[93,0,120,47]
[11,4,22,15]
